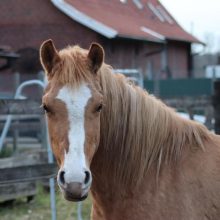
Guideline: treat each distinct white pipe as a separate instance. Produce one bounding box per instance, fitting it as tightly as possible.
[77,202,83,220]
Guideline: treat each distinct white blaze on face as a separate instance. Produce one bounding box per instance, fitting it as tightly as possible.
[56,83,91,184]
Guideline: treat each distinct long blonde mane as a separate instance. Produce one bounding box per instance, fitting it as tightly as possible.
[55,45,213,188]
[97,65,214,187]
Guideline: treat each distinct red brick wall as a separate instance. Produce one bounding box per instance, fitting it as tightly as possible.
[100,38,163,78]
[0,0,190,79]
[101,38,190,79]
[167,41,190,78]
[0,0,100,50]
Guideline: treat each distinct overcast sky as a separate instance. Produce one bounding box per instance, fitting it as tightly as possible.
[160,0,220,53]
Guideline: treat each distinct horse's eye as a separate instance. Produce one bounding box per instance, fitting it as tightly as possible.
[42,104,50,113]
[96,104,103,112]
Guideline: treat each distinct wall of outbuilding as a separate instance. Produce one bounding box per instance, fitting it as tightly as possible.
[0,0,191,79]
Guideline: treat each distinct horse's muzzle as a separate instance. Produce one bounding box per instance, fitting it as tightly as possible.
[57,169,92,201]
[64,182,88,201]
[61,182,88,202]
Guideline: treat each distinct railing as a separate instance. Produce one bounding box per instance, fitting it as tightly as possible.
[0,79,57,220]
[0,79,84,220]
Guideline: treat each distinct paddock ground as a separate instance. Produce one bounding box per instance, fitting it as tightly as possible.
[0,184,92,220]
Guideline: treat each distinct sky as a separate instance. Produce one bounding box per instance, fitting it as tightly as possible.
[160,0,220,53]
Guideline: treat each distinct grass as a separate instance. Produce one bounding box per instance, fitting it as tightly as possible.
[0,184,92,220]
[0,142,92,219]
[0,147,13,158]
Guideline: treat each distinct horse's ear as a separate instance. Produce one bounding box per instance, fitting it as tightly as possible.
[88,43,104,74]
[40,39,60,77]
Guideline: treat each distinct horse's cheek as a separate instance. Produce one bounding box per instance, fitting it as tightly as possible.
[85,119,100,165]
[48,120,65,167]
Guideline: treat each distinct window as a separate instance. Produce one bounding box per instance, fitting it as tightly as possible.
[156,6,174,24]
[147,2,165,22]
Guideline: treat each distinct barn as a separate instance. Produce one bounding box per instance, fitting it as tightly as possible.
[0,0,202,79]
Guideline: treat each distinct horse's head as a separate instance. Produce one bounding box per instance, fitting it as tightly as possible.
[40,40,104,201]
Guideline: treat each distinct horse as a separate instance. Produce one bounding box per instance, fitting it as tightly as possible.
[40,39,220,220]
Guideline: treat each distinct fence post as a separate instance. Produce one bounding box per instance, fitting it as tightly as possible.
[45,118,57,220]
[13,72,21,153]
[213,80,220,134]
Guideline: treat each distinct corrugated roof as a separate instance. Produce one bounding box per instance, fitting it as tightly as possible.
[51,0,202,44]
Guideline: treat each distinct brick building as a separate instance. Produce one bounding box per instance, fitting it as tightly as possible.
[0,0,202,79]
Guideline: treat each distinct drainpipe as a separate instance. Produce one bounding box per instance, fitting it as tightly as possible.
[144,42,168,96]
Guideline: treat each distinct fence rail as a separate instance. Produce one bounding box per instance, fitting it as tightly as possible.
[0,99,43,115]
[0,79,57,220]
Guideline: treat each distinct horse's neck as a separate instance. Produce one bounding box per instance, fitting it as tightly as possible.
[92,69,209,192]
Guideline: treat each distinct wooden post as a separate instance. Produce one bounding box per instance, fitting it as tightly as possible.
[40,116,47,149]
[13,121,19,154]
[153,72,160,97]
[187,107,194,120]
[13,72,21,153]
[13,72,20,94]
[204,106,213,130]
[213,80,220,134]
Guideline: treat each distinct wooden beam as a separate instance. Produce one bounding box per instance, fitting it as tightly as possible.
[0,163,57,185]
[0,150,49,168]
[0,122,41,132]
[0,99,43,115]
[0,182,37,202]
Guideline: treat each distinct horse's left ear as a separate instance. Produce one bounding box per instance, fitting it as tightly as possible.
[88,43,104,74]
[40,39,60,78]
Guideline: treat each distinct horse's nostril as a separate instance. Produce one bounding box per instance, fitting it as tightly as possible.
[84,171,90,185]
[59,170,65,185]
